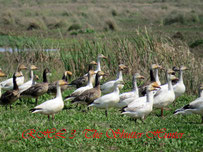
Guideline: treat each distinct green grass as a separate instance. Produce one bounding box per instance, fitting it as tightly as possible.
[0,92,202,151]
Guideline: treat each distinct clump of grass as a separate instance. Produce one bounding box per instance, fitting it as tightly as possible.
[68,23,81,31]
[163,11,200,25]
[111,9,118,16]
[104,19,118,31]
[27,19,47,30]
[1,10,16,25]
[47,20,68,29]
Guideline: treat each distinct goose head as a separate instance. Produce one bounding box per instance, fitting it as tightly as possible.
[97,71,106,77]
[151,64,162,70]
[64,71,72,77]
[30,65,38,70]
[58,80,69,86]
[98,54,107,59]
[90,61,98,65]
[18,64,27,71]
[147,82,160,91]
[119,64,127,71]
[15,72,23,77]
[34,75,39,80]
[134,73,145,80]
[0,70,6,77]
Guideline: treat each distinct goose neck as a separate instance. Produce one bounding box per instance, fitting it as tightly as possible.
[117,70,123,81]
[13,75,18,90]
[56,83,62,98]
[167,74,173,91]
[179,70,183,82]
[155,69,160,85]
[199,90,203,98]
[132,77,139,96]
[146,90,154,103]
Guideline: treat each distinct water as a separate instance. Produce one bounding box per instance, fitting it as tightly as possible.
[0,47,58,52]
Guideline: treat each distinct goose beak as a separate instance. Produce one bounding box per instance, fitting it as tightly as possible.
[0,71,6,77]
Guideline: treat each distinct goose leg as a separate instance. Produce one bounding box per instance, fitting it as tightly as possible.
[52,114,55,120]
[35,98,38,106]
[48,115,50,120]
[10,105,12,109]
[105,110,108,117]
[141,118,145,124]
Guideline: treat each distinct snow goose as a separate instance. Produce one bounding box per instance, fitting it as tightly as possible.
[0,70,7,97]
[0,72,22,109]
[71,71,106,106]
[1,64,27,90]
[20,68,51,105]
[122,82,160,123]
[69,61,97,88]
[19,65,38,93]
[30,80,68,120]
[174,84,203,123]
[153,69,178,117]
[101,64,127,94]
[140,64,162,96]
[47,71,72,95]
[89,81,123,117]
[115,73,144,108]
[173,66,188,98]
[65,69,96,101]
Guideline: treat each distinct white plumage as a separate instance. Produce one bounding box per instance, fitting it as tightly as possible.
[122,82,160,123]
[115,73,144,108]
[31,80,68,120]
[101,64,127,94]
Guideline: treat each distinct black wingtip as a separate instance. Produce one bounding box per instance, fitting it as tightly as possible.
[29,108,42,112]
[120,106,127,113]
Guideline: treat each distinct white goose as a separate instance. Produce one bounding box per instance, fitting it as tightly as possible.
[83,54,107,83]
[153,69,178,117]
[0,70,7,97]
[173,66,188,98]
[115,73,144,108]
[30,80,68,120]
[122,82,160,123]
[65,70,96,101]
[0,64,27,90]
[101,64,127,94]
[152,64,162,85]
[89,81,123,117]
[19,65,38,93]
[174,84,203,123]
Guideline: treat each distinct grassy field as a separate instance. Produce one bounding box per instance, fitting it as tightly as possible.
[0,0,203,151]
[0,90,202,151]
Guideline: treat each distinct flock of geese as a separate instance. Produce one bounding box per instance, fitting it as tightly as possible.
[0,54,202,124]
